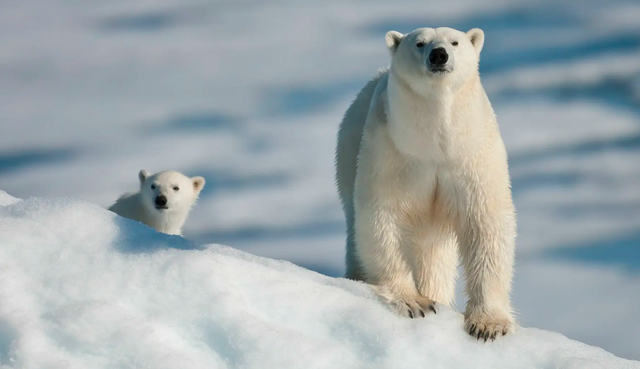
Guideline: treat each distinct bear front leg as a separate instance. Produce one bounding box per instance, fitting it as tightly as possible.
[352,106,437,318]
[456,177,516,341]
[354,203,437,318]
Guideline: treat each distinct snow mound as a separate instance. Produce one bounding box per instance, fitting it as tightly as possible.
[0,191,20,207]
[0,193,637,369]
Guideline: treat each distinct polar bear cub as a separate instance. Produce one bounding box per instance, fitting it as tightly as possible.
[336,27,516,340]
[109,170,205,235]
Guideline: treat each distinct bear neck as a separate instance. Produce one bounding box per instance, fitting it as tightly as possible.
[385,70,480,162]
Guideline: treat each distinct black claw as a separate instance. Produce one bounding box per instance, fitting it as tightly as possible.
[429,305,437,315]
[476,330,482,340]
[404,302,413,318]
[469,324,476,336]
[490,332,497,341]
[483,331,490,342]
[419,310,425,317]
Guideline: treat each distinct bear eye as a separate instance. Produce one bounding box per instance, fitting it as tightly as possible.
[416,42,425,48]
[173,186,179,192]
[452,41,459,46]
[150,184,156,190]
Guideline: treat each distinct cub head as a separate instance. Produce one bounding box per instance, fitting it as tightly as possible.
[385,27,484,93]
[138,170,205,214]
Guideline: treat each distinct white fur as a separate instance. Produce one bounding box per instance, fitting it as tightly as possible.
[336,27,516,339]
[109,170,205,236]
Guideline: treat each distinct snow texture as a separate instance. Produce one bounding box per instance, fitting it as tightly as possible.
[0,191,638,369]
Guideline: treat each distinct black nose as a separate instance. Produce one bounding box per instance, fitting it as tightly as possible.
[155,195,167,207]
[429,47,448,65]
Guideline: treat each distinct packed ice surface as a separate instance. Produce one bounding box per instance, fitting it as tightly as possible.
[0,191,638,369]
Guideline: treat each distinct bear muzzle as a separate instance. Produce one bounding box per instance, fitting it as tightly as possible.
[427,47,452,73]
[154,195,168,210]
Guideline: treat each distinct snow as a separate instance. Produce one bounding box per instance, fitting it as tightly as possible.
[0,192,638,369]
[0,0,639,360]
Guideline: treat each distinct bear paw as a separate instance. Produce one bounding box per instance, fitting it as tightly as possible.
[374,286,437,318]
[464,311,514,342]
[398,295,437,318]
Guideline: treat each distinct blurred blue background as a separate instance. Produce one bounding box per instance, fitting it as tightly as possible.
[0,0,638,360]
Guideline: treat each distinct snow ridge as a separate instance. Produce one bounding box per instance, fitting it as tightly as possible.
[0,191,637,369]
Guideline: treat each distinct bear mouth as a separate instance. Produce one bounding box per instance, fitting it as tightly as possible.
[428,67,451,74]
[155,205,169,210]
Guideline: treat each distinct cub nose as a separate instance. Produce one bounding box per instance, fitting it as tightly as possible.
[429,47,448,65]
[155,195,167,207]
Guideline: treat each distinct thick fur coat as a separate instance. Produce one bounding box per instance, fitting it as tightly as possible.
[335,27,516,340]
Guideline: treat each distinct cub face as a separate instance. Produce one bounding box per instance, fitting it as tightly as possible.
[138,170,205,214]
[385,27,485,94]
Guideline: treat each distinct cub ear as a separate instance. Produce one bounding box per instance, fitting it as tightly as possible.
[139,169,150,184]
[467,28,485,54]
[192,176,205,194]
[385,31,404,55]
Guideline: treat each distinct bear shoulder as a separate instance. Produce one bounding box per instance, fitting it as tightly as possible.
[108,191,144,220]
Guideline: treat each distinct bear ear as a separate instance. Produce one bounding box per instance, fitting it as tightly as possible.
[467,28,485,54]
[139,169,151,184]
[385,31,404,55]
[139,170,150,184]
[192,176,205,194]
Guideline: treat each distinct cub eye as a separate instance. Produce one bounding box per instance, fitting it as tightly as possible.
[452,41,459,46]
[173,186,179,192]
[416,42,425,48]
[150,184,156,190]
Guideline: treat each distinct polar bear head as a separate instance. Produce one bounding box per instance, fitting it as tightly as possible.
[138,170,205,215]
[385,27,484,94]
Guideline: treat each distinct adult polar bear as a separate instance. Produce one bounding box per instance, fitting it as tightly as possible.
[336,27,516,340]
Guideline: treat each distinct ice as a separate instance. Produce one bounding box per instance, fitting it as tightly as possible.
[0,191,19,207]
[0,193,637,369]
[1,0,639,360]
